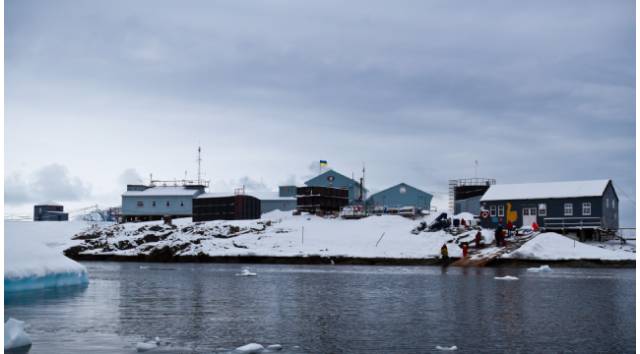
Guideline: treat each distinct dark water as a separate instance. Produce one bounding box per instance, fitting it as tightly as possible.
[5,262,635,353]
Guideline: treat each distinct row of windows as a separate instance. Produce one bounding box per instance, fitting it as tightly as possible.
[136,201,185,208]
[488,202,593,217]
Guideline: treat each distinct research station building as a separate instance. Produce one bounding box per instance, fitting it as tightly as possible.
[121,183,206,222]
[367,183,432,212]
[304,169,367,204]
[479,179,619,239]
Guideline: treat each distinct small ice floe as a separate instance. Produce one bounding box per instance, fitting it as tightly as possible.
[436,345,458,351]
[236,268,257,276]
[4,318,32,352]
[235,342,264,353]
[527,265,552,273]
[494,275,519,281]
[266,344,283,351]
[136,337,162,352]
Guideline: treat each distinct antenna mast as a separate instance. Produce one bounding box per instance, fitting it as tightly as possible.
[197,146,202,184]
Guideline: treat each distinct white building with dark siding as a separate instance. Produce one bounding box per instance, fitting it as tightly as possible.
[121,185,206,222]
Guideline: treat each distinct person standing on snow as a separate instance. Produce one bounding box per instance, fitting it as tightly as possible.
[475,231,482,249]
[506,220,513,238]
[495,224,504,247]
[461,243,469,258]
[440,244,449,261]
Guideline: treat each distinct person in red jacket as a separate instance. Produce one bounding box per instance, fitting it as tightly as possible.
[461,243,469,258]
[475,231,482,249]
[506,220,513,238]
[532,221,539,232]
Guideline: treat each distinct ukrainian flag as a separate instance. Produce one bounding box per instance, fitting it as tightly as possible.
[320,160,328,167]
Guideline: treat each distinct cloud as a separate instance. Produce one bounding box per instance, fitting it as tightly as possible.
[5,164,91,204]
[118,168,144,185]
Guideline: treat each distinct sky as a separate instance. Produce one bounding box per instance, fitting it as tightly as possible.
[4,0,636,226]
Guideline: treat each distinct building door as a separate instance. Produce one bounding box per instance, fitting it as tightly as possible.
[522,207,537,227]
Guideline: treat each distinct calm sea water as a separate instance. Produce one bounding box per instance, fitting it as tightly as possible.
[5,262,636,354]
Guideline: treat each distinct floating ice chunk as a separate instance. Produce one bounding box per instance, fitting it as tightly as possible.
[266,344,283,350]
[527,265,552,273]
[5,229,89,293]
[235,343,264,353]
[436,345,458,351]
[136,337,162,352]
[4,318,32,351]
[236,268,257,276]
[494,275,519,281]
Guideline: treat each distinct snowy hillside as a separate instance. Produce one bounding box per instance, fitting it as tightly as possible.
[60,211,635,263]
[65,211,463,260]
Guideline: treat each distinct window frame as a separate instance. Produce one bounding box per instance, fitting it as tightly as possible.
[539,203,547,216]
[582,202,591,216]
[490,205,496,217]
[497,205,504,217]
[136,201,144,208]
[564,203,573,216]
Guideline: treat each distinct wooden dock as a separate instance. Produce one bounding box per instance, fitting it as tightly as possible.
[451,232,539,267]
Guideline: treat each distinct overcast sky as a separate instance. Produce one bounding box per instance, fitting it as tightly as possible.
[5,0,636,225]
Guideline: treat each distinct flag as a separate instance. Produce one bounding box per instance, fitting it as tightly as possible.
[320,160,328,167]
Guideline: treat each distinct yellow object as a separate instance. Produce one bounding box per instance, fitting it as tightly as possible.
[506,202,518,223]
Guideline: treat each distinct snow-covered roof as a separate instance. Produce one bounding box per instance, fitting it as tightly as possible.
[480,179,611,201]
[122,186,202,197]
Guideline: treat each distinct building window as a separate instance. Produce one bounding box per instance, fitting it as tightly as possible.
[612,200,616,209]
[605,198,609,208]
[166,201,170,207]
[497,205,504,217]
[181,201,184,207]
[539,203,547,216]
[564,203,573,216]
[152,201,156,207]
[490,205,496,217]
[136,201,144,207]
[582,202,591,216]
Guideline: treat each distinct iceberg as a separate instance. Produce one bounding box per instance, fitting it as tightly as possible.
[436,345,458,351]
[494,275,519,281]
[527,265,552,273]
[4,318,32,352]
[5,226,89,294]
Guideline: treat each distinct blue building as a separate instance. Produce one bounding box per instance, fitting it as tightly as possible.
[304,169,367,204]
[253,191,297,214]
[367,183,433,212]
[121,184,206,222]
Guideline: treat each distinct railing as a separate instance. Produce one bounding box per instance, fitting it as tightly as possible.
[543,217,602,229]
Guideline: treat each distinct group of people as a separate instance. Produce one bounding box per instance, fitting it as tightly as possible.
[440,230,484,260]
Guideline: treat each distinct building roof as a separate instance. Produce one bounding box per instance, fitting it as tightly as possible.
[304,169,368,191]
[480,179,612,201]
[122,186,203,197]
[196,191,295,201]
[368,182,433,199]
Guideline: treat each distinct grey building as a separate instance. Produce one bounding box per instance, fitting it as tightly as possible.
[121,184,206,222]
[479,179,619,238]
[304,169,367,204]
[450,178,496,216]
[253,191,297,214]
[367,183,432,211]
[34,203,69,221]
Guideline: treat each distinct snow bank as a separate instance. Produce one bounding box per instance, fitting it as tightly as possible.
[5,221,90,292]
[504,233,636,261]
[4,318,32,351]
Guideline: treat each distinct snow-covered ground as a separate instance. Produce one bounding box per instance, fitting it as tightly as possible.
[503,232,635,261]
[4,221,99,292]
[70,211,464,259]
